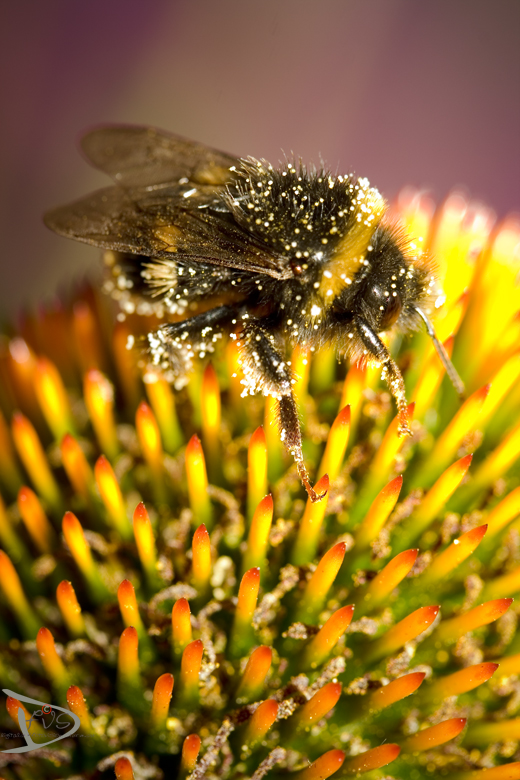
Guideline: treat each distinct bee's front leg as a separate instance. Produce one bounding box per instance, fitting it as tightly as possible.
[237,322,326,503]
[354,316,412,437]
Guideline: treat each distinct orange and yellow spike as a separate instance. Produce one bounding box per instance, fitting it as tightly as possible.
[366,605,440,664]
[72,300,104,372]
[172,598,192,659]
[290,682,342,732]
[0,493,26,560]
[465,719,520,746]
[295,749,345,780]
[417,525,487,588]
[179,639,203,706]
[317,404,350,482]
[368,671,426,711]
[452,763,520,780]
[0,549,39,639]
[415,385,489,487]
[0,408,22,492]
[292,474,330,565]
[422,662,498,702]
[60,433,95,502]
[297,542,347,622]
[236,645,272,703]
[366,403,415,488]
[192,524,211,595]
[340,744,401,775]
[95,455,131,539]
[17,485,55,553]
[62,511,108,603]
[355,549,418,614]
[136,401,165,494]
[144,369,183,454]
[340,361,366,435]
[468,418,520,496]
[117,626,141,706]
[401,717,467,752]
[480,351,520,426]
[399,454,473,550]
[133,502,159,587]
[56,580,85,637]
[301,604,354,670]
[180,734,202,775]
[484,485,520,541]
[11,411,61,510]
[186,434,212,528]
[413,335,455,420]
[354,475,403,552]
[114,756,135,780]
[201,362,221,479]
[83,369,118,460]
[230,567,260,657]
[243,699,278,746]
[482,566,520,600]
[243,494,273,573]
[432,598,513,645]
[117,580,145,636]
[66,685,92,734]
[151,673,174,729]
[34,357,74,439]
[8,337,38,417]
[36,627,70,691]
[247,426,268,523]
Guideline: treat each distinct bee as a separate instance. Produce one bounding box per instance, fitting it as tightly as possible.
[45,125,464,502]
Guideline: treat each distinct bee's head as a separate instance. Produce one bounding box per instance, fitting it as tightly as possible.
[344,223,465,398]
[350,224,437,335]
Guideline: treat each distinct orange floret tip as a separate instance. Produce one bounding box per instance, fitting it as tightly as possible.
[296,749,345,780]
[114,756,135,780]
[244,699,278,744]
[237,646,272,701]
[369,671,426,710]
[294,681,342,728]
[181,734,202,772]
[172,598,192,654]
[341,744,401,774]
[151,672,174,728]
[402,717,467,752]
[192,524,211,592]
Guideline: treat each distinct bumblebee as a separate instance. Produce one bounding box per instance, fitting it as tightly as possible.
[45,125,464,502]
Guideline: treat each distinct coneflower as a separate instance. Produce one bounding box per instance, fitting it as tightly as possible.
[0,190,520,779]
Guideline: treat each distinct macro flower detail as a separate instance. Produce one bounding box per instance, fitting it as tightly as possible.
[0,189,519,779]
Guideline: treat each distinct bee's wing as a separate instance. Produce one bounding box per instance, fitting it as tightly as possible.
[44,185,291,280]
[80,125,239,188]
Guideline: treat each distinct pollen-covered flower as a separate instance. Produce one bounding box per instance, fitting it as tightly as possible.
[0,190,520,780]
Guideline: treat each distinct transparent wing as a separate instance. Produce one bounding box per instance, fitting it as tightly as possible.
[44,185,291,280]
[80,125,239,188]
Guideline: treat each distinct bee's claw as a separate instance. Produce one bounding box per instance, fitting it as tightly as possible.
[298,463,328,503]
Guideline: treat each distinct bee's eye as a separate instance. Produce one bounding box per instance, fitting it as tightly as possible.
[371,284,402,330]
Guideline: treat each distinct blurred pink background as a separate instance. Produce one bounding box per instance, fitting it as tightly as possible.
[1,0,519,319]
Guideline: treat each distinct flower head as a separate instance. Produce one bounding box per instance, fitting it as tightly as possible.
[0,191,520,779]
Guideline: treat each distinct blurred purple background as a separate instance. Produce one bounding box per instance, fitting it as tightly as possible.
[1,0,519,319]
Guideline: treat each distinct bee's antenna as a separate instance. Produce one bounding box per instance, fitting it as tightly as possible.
[414,306,466,399]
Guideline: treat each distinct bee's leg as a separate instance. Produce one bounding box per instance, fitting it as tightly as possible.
[238,322,326,503]
[146,304,236,385]
[354,316,412,436]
